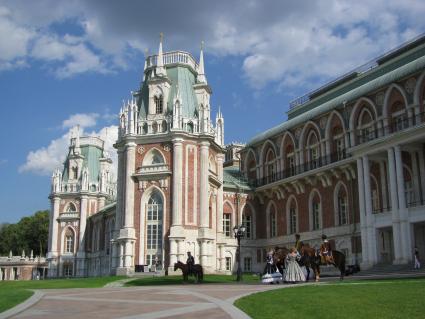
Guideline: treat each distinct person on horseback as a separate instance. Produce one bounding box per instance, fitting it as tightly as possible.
[319,234,333,264]
[186,251,194,276]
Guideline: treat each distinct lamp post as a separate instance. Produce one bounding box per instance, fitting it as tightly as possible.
[233,224,246,282]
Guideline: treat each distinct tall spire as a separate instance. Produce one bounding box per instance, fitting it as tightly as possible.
[142,48,148,81]
[156,32,166,77]
[197,41,207,84]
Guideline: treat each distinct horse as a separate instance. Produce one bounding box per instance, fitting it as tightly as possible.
[273,246,312,281]
[174,261,204,283]
[301,244,346,281]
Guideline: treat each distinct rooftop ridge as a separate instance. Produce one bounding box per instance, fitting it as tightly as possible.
[289,32,425,111]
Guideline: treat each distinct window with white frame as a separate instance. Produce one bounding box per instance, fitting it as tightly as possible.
[288,153,295,176]
[146,192,163,267]
[154,95,163,114]
[65,234,73,253]
[335,136,345,160]
[338,194,348,225]
[63,263,73,277]
[289,207,297,234]
[223,213,231,237]
[225,257,232,271]
[265,149,276,183]
[312,202,320,230]
[244,257,252,272]
[242,214,252,239]
[270,212,277,237]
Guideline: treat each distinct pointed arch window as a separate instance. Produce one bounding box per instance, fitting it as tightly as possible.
[154,95,163,114]
[337,192,348,225]
[146,191,163,268]
[64,228,74,253]
[306,131,320,169]
[67,203,77,212]
[289,206,297,234]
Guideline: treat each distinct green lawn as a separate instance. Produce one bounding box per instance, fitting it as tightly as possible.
[235,278,425,319]
[126,274,261,286]
[0,276,124,314]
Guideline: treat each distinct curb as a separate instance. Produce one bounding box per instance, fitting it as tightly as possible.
[0,290,44,319]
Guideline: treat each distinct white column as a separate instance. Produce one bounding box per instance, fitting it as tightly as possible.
[119,243,124,268]
[49,197,60,255]
[124,143,136,228]
[394,145,412,262]
[417,148,425,202]
[387,147,403,263]
[356,158,369,266]
[177,239,185,262]
[363,156,377,264]
[216,154,224,234]
[172,139,183,226]
[170,240,177,266]
[200,240,208,266]
[411,151,421,204]
[200,141,210,228]
[379,161,388,210]
[220,245,226,270]
[78,196,88,252]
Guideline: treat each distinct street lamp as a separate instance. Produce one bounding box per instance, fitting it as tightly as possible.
[233,224,246,282]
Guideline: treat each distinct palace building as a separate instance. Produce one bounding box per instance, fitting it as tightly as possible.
[47,34,425,277]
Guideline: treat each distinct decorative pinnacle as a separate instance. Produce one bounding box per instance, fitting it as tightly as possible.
[160,32,164,43]
[201,40,204,50]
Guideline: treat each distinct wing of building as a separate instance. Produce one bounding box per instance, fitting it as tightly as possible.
[47,34,425,277]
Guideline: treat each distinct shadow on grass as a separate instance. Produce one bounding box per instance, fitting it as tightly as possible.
[126,274,261,286]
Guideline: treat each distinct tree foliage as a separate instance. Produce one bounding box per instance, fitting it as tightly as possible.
[0,210,49,257]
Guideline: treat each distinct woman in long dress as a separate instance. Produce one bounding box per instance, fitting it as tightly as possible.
[284,247,306,283]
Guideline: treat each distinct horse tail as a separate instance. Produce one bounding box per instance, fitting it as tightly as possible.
[199,266,204,282]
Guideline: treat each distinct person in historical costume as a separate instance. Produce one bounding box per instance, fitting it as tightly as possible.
[295,233,303,256]
[319,234,333,264]
[284,247,306,283]
[186,251,195,276]
[264,250,276,274]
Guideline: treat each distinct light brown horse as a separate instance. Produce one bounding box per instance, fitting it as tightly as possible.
[174,261,203,283]
[301,244,346,281]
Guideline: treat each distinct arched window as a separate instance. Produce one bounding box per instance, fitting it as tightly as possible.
[332,126,345,161]
[146,191,163,268]
[265,148,276,183]
[64,228,74,253]
[287,197,298,235]
[285,144,296,177]
[306,131,320,169]
[71,166,78,179]
[154,95,163,114]
[143,149,165,166]
[309,191,322,231]
[245,150,257,182]
[358,108,375,143]
[267,202,277,238]
[337,188,348,225]
[187,121,194,133]
[66,203,77,212]
[242,205,253,239]
[223,202,233,237]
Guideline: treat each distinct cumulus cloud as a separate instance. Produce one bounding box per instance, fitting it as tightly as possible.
[62,113,99,129]
[1,0,425,87]
[19,113,118,176]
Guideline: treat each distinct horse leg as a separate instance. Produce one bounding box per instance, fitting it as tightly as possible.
[315,265,320,282]
[306,266,310,282]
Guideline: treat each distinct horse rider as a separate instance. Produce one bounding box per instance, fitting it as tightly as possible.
[186,251,195,276]
[319,234,333,264]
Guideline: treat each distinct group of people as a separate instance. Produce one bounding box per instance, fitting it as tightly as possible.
[264,234,334,283]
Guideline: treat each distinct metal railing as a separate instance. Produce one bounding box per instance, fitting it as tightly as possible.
[251,150,349,187]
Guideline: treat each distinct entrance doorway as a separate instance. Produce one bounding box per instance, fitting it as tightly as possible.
[378,228,394,264]
[413,222,425,261]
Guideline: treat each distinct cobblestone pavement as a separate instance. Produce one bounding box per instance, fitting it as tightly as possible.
[9,283,291,319]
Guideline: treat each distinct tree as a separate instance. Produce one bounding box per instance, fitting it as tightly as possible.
[0,210,49,256]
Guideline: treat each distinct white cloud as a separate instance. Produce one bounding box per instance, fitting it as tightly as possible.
[62,113,99,129]
[19,123,118,176]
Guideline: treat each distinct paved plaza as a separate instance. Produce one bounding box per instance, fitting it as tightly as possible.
[7,284,286,319]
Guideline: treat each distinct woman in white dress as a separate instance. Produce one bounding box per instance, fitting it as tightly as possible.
[284,247,306,283]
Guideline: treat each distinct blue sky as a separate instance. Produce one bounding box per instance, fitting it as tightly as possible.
[0,0,424,223]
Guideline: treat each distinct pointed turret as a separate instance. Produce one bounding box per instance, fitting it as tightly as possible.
[197,41,207,84]
[156,33,167,77]
[142,49,148,82]
[173,84,182,129]
[215,106,224,146]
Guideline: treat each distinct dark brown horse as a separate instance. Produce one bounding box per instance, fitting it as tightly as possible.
[273,246,312,281]
[301,245,346,281]
[174,261,203,283]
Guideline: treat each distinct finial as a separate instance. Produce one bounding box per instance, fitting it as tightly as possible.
[160,32,164,43]
[144,48,149,56]
[201,40,204,51]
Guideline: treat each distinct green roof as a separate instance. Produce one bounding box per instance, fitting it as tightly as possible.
[138,66,199,119]
[223,166,252,191]
[62,144,103,184]
[247,40,425,147]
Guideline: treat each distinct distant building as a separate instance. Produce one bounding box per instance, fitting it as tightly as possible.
[47,34,425,277]
[0,251,48,281]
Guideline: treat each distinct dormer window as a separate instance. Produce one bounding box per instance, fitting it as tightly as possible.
[71,166,78,179]
[154,95,163,114]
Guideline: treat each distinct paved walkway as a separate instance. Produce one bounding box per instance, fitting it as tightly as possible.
[8,284,291,319]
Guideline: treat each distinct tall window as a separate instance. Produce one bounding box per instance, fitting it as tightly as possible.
[71,166,78,179]
[223,213,231,237]
[288,154,295,176]
[63,263,73,277]
[66,235,73,253]
[244,257,252,272]
[154,95,163,114]
[335,137,345,160]
[265,149,276,183]
[270,212,277,237]
[242,215,252,239]
[289,207,297,234]
[312,202,320,230]
[146,192,163,267]
[225,257,232,271]
[338,194,348,225]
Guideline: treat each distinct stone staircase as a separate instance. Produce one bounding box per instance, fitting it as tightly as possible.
[351,263,425,278]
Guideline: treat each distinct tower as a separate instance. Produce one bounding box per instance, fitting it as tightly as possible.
[114,36,226,274]
[47,130,115,277]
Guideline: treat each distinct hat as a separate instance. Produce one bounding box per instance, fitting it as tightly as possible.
[321,234,327,240]
[324,239,329,243]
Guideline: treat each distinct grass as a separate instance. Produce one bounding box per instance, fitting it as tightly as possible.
[126,273,261,286]
[0,276,124,314]
[234,278,425,319]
